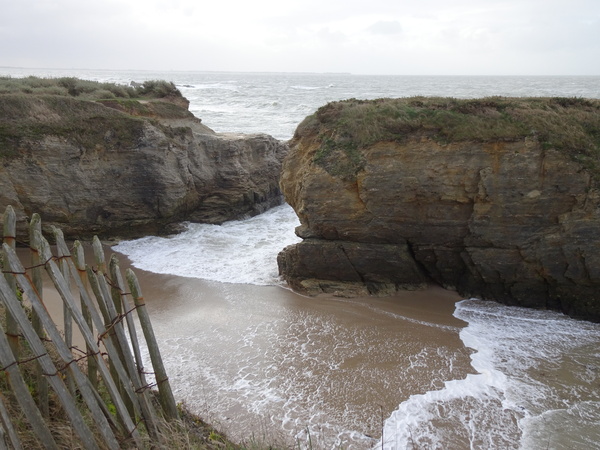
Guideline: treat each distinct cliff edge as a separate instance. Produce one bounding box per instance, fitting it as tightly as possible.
[278,97,600,321]
[0,78,287,239]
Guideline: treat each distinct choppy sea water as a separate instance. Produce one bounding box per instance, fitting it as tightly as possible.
[113,204,301,285]
[3,67,600,448]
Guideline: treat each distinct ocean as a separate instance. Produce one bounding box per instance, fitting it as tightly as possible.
[2,67,600,449]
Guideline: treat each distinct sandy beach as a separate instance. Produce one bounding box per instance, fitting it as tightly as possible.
[125,268,472,446]
[23,243,471,447]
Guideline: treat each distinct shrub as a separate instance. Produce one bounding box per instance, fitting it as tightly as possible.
[137,80,182,98]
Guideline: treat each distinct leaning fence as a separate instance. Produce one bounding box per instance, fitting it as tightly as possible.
[0,205,178,449]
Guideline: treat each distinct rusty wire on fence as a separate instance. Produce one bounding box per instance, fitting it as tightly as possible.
[0,205,179,449]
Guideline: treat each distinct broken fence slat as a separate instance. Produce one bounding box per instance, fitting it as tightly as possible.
[2,205,19,358]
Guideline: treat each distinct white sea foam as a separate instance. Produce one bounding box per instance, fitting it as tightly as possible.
[193,82,239,91]
[137,288,467,449]
[113,204,301,285]
[291,85,321,90]
[379,299,600,449]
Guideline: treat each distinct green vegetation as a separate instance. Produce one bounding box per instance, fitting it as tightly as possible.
[0,77,193,160]
[0,76,181,101]
[95,98,193,120]
[299,96,600,180]
[0,94,147,157]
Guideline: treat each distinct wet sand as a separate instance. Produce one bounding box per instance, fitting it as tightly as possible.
[112,250,474,447]
[24,246,473,448]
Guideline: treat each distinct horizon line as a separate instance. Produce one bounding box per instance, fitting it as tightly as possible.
[1,66,599,78]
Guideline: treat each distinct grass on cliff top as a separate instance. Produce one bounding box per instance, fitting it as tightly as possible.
[0,94,148,158]
[0,77,194,159]
[0,76,182,101]
[94,98,193,120]
[297,96,600,181]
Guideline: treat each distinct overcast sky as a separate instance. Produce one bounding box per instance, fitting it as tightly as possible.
[1,0,598,75]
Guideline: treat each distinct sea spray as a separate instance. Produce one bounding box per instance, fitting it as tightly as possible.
[113,204,301,285]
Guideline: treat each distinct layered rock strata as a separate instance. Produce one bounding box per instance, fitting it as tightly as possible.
[278,97,600,321]
[0,94,287,239]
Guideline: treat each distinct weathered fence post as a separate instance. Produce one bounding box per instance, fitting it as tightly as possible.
[0,391,23,450]
[72,240,98,390]
[2,241,115,450]
[2,205,19,358]
[127,269,179,420]
[92,235,107,273]
[91,237,122,390]
[109,255,148,386]
[53,228,73,348]
[53,227,76,395]
[29,214,50,417]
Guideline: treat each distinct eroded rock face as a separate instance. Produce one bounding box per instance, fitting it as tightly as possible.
[278,99,600,321]
[0,96,287,240]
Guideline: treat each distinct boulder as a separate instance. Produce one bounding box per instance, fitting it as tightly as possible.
[278,97,600,321]
[0,93,287,240]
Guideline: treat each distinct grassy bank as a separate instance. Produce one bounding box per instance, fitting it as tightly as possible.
[0,76,196,160]
[298,96,600,181]
[0,76,181,101]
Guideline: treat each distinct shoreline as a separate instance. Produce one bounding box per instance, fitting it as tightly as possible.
[24,243,472,446]
[104,248,474,446]
[18,243,600,449]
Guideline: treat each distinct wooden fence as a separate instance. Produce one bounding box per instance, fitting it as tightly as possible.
[0,205,178,449]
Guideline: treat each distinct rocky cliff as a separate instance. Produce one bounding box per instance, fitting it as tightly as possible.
[0,87,287,239]
[278,97,600,321]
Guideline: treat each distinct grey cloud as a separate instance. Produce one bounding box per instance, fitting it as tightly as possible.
[317,28,348,44]
[366,20,403,36]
